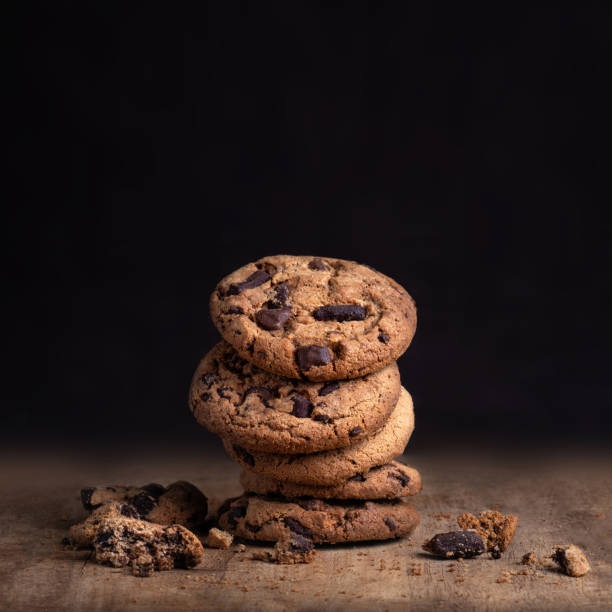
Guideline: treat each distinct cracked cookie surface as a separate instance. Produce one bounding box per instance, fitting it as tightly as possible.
[210,255,417,380]
[189,341,400,454]
[218,494,419,543]
[224,387,415,486]
[239,461,421,500]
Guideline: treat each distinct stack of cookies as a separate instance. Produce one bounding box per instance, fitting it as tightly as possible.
[189,255,421,555]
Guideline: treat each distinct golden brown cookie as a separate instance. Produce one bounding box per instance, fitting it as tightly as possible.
[189,342,401,454]
[239,461,422,500]
[218,494,419,544]
[224,387,415,486]
[210,255,417,380]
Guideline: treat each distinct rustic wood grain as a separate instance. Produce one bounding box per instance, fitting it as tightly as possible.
[1,442,610,611]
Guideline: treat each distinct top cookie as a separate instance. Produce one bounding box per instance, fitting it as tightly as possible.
[210,255,417,380]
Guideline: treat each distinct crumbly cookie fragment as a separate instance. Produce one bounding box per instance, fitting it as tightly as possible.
[68,502,139,548]
[239,461,422,500]
[225,387,415,487]
[210,255,417,381]
[218,494,419,544]
[80,481,208,529]
[552,545,590,577]
[457,510,518,552]
[189,342,400,454]
[206,528,233,549]
[93,516,204,572]
[521,552,537,565]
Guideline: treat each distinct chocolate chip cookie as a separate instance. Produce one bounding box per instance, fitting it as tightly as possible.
[210,255,417,380]
[239,461,422,500]
[94,516,204,572]
[218,494,419,543]
[80,481,208,529]
[189,341,401,454]
[224,387,415,486]
[68,502,140,548]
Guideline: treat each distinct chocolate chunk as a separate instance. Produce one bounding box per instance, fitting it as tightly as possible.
[388,471,410,487]
[226,504,247,527]
[120,504,140,519]
[313,305,366,322]
[378,332,389,343]
[227,306,244,315]
[349,427,362,437]
[384,517,397,530]
[245,523,261,533]
[296,345,332,370]
[199,392,212,401]
[233,446,255,466]
[200,373,217,388]
[291,394,313,418]
[308,258,329,271]
[283,518,313,538]
[242,386,273,407]
[95,529,114,547]
[265,283,290,309]
[217,386,232,399]
[422,530,485,559]
[128,492,156,517]
[256,307,292,330]
[313,413,333,424]
[227,270,271,295]
[81,487,96,510]
[318,382,340,396]
[289,533,315,552]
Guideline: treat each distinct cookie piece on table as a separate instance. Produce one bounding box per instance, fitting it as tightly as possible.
[240,461,422,500]
[456,510,518,552]
[253,533,316,564]
[219,494,418,544]
[80,481,208,529]
[206,527,233,549]
[189,341,400,454]
[210,255,417,381]
[225,387,414,487]
[68,502,139,548]
[93,516,203,572]
[422,530,485,559]
[552,545,590,577]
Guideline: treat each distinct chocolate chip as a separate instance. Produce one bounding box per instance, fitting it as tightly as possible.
[128,492,156,517]
[200,392,212,401]
[164,529,183,546]
[200,373,217,388]
[384,517,397,530]
[95,529,114,547]
[289,533,315,552]
[291,394,313,418]
[318,382,340,396]
[256,307,292,330]
[349,427,362,437]
[142,483,167,498]
[227,270,271,295]
[245,523,260,533]
[422,530,485,559]
[242,386,273,407]
[120,504,140,518]
[296,345,332,370]
[388,471,410,487]
[378,332,389,343]
[227,306,244,315]
[313,305,366,322]
[226,502,248,527]
[283,518,313,538]
[308,258,329,271]
[233,446,255,466]
[217,386,232,399]
[255,262,278,276]
[81,487,96,510]
[265,283,290,309]
[314,413,333,424]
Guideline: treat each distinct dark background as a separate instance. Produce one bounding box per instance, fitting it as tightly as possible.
[8,3,610,450]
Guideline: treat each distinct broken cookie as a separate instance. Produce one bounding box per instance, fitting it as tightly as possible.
[68,502,139,548]
[93,516,204,573]
[206,527,233,549]
[552,545,590,577]
[457,510,518,552]
[422,530,485,559]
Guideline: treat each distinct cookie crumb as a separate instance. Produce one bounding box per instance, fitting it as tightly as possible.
[236,543,246,552]
[457,510,518,553]
[521,552,537,566]
[206,528,233,549]
[552,545,590,577]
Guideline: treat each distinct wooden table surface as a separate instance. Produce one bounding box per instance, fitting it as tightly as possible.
[1,441,610,611]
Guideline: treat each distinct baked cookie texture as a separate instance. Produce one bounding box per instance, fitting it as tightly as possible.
[224,387,414,486]
[239,461,422,500]
[94,516,204,571]
[189,341,401,454]
[80,481,208,529]
[68,502,140,548]
[456,510,518,552]
[210,255,417,381]
[218,494,419,544]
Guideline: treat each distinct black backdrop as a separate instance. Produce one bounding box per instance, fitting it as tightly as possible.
[8,3,610,448]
